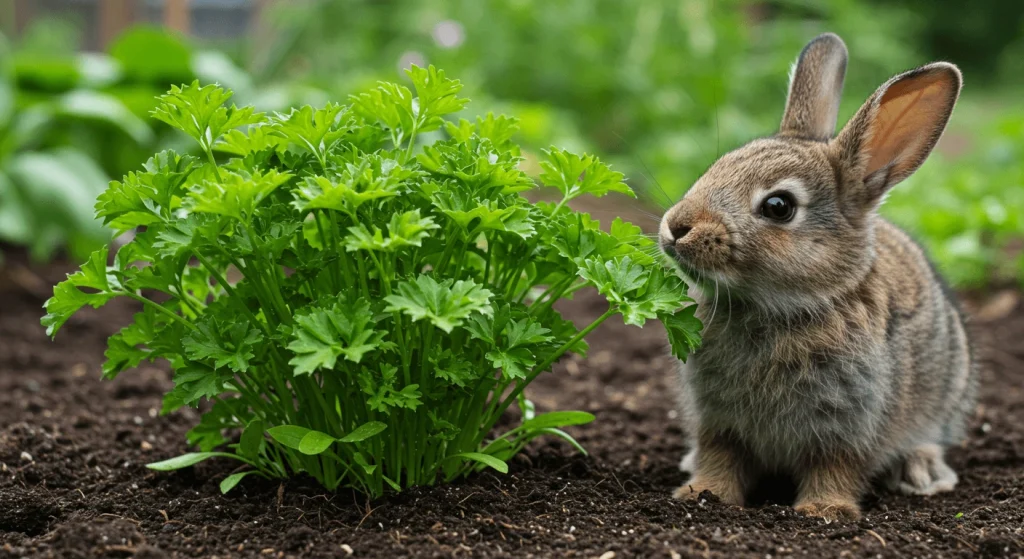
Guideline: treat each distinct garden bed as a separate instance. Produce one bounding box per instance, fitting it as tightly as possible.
[1,250,1023,558]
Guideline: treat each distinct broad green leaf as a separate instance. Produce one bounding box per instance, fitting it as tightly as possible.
[42,247,117,337]
[298,430,336,455]
[267,425,311,450]
[287,299,386,375]
[162,364,230,412]
[291,156,415,213]
[382,475,401,491]
[146,451,240,471]
[445,113,520,151]
[505,317,553,348]
[664,306,703,362]
[579,255,647,307]
[6,149,111,259]
[339,421,387,443]
[110,26,192,84]
[449,452,508,474]
[549,213,639,266]
[344,209,438,252]
[220,470,259,494]
[270,103,349,164]
[96,150,197,231]
[418,138,533,194]
[183,319,263,373]
[520,411,595,431]
[186,399,242,451]
[353,452,378,475]
[350,81,416,142]
[152,81,265,151]
[102,308,160,379]
[239,420,265,459]
[189,321,260,371]
[431,187,534,238]
[540,148,633,203]
[385,275,493,333]
[485,347,534,380]
[358,365,423,414]
[187,168,292,221]
[216,124,283,156]
[539,428,589,455]
[618,266,690,327]
[57,89,153,144]
[430,351,478,388]
[405,64,468,132]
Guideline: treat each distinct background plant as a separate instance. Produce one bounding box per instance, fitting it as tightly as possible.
[886,111,1024,288]
[0,18,325,262]
[42,69,702,497]
[245,0,1024,290]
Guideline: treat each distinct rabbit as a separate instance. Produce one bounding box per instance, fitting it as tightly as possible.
[658,32,977,521]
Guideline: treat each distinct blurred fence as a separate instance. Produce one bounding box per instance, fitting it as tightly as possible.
[5,0,266,48]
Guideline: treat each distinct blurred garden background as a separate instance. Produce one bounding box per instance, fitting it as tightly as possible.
[0,0,1022,288]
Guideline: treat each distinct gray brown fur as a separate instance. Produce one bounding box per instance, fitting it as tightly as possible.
[660,33,977,521]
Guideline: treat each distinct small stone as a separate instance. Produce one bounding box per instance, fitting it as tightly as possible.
[19,451,32,462]
[340,544,353,555]
[140,441,153,452]
[599,552,616,559]
[133,416,144,426]
[71,364,87,378]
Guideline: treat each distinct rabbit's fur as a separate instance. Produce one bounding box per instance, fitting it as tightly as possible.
[659,33,977,521]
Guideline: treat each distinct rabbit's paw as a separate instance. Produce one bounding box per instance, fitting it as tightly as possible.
[794,500,861,522]
[672,476,742,505]
[678,448,697,473]
[890,444,958,496]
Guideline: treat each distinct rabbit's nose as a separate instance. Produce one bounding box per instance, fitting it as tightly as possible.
[670,225,692,241]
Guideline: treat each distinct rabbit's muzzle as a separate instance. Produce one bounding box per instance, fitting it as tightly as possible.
[660,205,731,273]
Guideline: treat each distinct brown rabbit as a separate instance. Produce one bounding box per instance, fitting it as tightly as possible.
[659,33,977,521]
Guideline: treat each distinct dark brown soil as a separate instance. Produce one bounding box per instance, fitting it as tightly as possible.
[1,254,1023,558]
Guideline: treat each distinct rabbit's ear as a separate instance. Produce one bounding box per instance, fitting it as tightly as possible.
[779,33,848,141]
[833,62,961,210]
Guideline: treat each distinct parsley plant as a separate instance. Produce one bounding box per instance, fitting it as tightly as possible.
[42,67,701,497]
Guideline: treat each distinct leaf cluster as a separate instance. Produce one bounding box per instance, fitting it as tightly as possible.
[44,67,701,496]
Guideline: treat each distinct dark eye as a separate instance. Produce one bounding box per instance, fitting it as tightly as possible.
[760,192,796,222]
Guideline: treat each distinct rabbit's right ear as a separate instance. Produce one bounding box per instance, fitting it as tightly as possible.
[832,63,961,215]
[780,33,848,141]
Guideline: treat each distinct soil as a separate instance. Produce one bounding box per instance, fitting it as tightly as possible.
[1,246,1023,558]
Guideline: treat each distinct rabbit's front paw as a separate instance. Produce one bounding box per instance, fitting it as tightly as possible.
[672,475,743,505]
[889,444,959,496]
[679,448,697,473]
[794,500,861,522]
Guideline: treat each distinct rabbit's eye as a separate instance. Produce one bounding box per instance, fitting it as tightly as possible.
[761,192,796,222]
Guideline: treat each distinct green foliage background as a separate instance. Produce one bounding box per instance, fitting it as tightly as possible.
[248,0,1024,289]
[3,0,1023,287]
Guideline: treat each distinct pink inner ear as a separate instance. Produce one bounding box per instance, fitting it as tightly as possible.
[864,73,953,179]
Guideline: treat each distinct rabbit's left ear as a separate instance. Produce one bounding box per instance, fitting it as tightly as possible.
[833,62,962,210]
[780,33,848,141]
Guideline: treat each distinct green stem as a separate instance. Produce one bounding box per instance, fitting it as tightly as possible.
[479,308,616,443]
[204,147,224,182]
[122,292,196,331]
